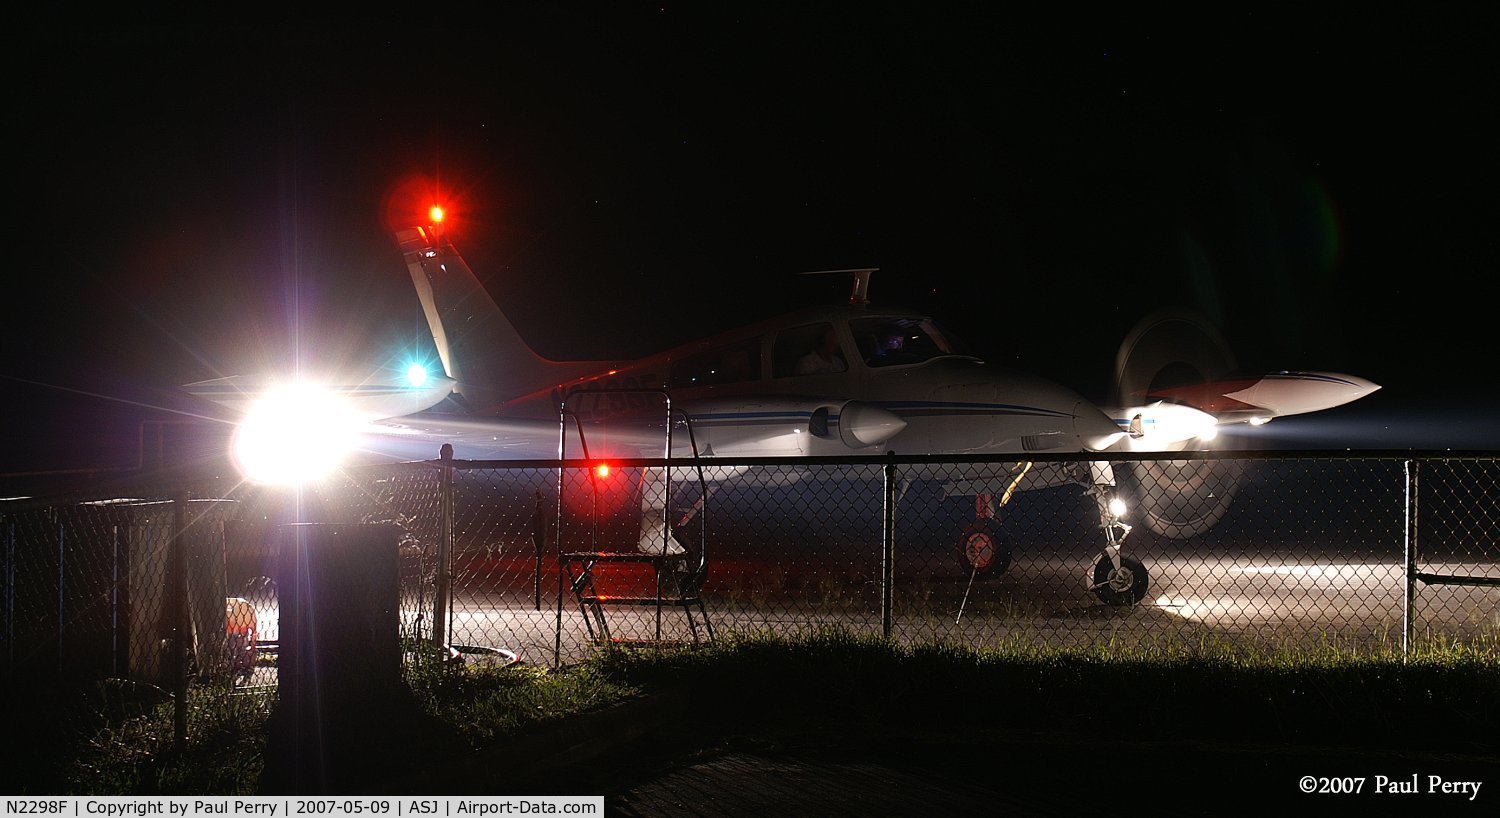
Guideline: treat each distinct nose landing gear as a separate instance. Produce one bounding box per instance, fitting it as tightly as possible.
[1090,550,1149,606]
[1088,504,1148,606]
[1084,459,1149,606]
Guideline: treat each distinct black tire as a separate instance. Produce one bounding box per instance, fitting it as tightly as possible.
[957,520,1012,575]
[1091,553,1149,606]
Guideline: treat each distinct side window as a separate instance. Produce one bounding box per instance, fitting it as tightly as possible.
[851,316,965,367]
[668,338,763,389]
[772,323,847,378]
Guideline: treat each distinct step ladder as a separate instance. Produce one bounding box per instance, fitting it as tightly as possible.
[557,390,713,645]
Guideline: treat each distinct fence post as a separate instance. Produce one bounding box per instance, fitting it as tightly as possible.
[170,491,188,751]
[532,491,546,611]
[1402,459,1420,657]
[433,444,454,652]
[4,519,13,673]
[554,449,565,669]
[882,452,896,641]
[56,511,64,679]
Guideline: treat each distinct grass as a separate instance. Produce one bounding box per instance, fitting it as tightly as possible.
[400,642,640,747]
[590,629,1500,754]
[70,685,274,795]
[15,630,1497,794]
[11,653,638,796]
[1,679,274,795]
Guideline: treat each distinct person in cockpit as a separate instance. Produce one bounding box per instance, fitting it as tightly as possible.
[796,325,847,374]
[864,323,916,366]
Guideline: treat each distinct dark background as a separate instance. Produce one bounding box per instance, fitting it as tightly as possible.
[6,7,1498,474]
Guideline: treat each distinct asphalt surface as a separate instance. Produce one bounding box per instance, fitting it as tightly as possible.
[236,549,1496,670]
[413,554,1498,665]
[602,737,1499,817]
[404,689,1499,816]
[245,542,1497,814]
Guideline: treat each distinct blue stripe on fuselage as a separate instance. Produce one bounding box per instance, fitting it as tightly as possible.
[685,401,1071,427]
[876,401,1073,419]
[1267,372,1360,386]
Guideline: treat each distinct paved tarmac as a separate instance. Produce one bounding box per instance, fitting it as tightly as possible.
[416,553,1497,666]
[401,686,1498,816]
[608,744,1037,816]
[601,735,1499,817]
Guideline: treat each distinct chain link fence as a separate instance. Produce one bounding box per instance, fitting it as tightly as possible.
[3,452,1496,745]
[417,453,1496,662]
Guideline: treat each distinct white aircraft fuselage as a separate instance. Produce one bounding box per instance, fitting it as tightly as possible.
[445,304,1127,461]
[180,215,1381,605]
[351,223,1376,465]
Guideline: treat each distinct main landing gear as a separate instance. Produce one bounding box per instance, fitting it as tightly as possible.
[949,461,1150,606]
[954,463,1028,577]
[957,518,1012,575]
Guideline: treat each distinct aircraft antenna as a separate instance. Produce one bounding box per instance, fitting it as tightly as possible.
[800,268,879,305]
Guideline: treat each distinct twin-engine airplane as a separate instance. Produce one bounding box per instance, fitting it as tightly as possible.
[185,209,1379,605]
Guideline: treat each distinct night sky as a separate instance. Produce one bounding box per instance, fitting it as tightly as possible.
[6,8,1499,474]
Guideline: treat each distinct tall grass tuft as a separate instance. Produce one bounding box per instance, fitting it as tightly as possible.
[66,683,273,795]
[403,650,640,747]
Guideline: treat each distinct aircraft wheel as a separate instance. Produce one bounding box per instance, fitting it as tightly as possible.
[1091,553,1149,606]
[957,520,1011,575]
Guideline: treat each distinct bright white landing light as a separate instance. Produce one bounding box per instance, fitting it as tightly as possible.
[231,383,359,485]
[1108,497,1128,518]
[1125,402,1220,449]
[405,363,429,387]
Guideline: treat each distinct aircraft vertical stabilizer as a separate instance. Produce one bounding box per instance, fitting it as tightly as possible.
[396,226,610,411]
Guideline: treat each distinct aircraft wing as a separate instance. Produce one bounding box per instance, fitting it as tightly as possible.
[1144,371,1380,424]
[354,390,916,463]
[355,412,681,462]
[1111,370,1381,449]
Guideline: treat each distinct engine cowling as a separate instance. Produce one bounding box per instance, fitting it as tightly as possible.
[688,397,906,457]
[1113,309,1245,539]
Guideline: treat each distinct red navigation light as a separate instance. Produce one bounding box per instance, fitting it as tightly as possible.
[429,205,446,224]
[594,463,611,478]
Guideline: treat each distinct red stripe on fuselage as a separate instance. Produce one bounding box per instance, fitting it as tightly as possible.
[1140,379,1260,413]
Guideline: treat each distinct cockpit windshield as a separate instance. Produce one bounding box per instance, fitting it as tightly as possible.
[851,316,974,368]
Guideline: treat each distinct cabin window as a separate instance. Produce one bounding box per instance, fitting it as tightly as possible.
[668,339,762,388]
[851,316,970,367]
[772,323,848,377]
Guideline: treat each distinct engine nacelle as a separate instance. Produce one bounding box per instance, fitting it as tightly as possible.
[819,400,909,448]
[687,397,907,457]
[1111,309,1244,538]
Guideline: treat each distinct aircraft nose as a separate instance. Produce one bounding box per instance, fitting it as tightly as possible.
[1342,373,1381,400]
[1225,371,1382,417]
[1074,401,1126,452]
[1326,372,1381,409]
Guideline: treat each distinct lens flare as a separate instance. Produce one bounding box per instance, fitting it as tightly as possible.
[405,363,429,387]
[231,383,359,485]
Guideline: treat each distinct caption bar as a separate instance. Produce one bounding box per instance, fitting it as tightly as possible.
[4,799,604,818]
